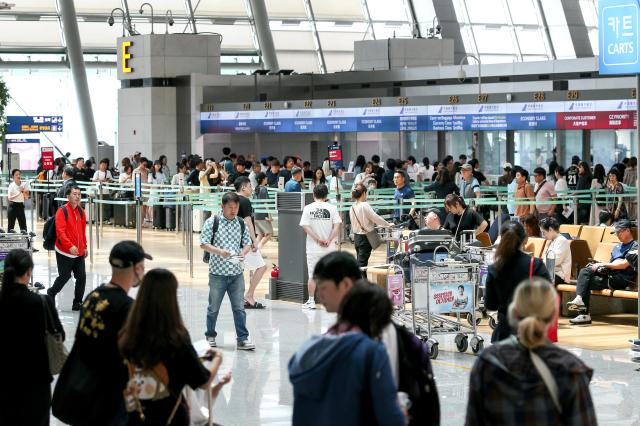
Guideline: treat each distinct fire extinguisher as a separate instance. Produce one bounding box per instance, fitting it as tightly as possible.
[271,264,279,279]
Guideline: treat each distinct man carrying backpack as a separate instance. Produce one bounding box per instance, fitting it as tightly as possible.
[47,186,87,311]
[200,192,255,351]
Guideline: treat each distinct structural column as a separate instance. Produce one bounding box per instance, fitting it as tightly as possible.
[432,0,467,63]
[59,0,98,158]
[248,0,279,72]
[559,0,593,58]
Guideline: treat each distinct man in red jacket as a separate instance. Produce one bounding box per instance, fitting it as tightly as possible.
[47,185,87,310]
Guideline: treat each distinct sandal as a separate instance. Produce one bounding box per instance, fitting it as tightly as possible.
[244,301,266,309]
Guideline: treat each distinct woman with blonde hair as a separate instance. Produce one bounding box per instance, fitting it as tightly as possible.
[465,278,596,425]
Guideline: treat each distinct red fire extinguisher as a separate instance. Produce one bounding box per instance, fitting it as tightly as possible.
[271,264,279,279]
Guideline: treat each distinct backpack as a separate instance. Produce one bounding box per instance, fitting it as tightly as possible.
[395,325,440,426]
[202,216,246,263]
[43,205,84,251]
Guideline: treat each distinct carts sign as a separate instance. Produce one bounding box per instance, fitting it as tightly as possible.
[599,0,640,75]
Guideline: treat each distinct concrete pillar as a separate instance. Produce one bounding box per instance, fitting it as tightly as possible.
[248,0,279,71]
[59,0,98,159]
[560,0,593,58]
[433,0,467,63]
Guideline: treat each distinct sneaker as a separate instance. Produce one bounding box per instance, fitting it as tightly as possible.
[33,282,44,290]
[569,313,592,325]
[206,336,217,348]
[567,295,585,311]
[302,300,316,310]
[237,340,256,351]
[72,302,82,311]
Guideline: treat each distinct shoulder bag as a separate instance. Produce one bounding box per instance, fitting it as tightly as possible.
[351,204,383,250]
[41,294,68,375]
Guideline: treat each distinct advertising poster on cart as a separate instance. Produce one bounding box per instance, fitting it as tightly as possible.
[429,283,474,314]
[387,274,404,308]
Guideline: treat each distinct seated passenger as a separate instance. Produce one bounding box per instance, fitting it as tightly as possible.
[540,217,572,284]
[443,194,488,241]
[598,209,613,227]
[567,219,638,325]
[522,213,541,238]
[289,284,405,426]
[425,210,442,230]
[466,278,596,425]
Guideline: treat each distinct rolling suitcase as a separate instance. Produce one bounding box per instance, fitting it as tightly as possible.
[153,205,166,229]
[165,207,176,231]
[114,204,136,228]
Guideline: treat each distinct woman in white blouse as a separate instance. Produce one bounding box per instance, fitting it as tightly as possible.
[349,183,392,270]
[540,217,572,284]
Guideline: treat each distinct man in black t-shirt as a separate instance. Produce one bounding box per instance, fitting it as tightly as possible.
[228,161,250,185]
[234,177,267,309]
[187,159,204,186]
[53,241,152,426]
[566,155,580,189]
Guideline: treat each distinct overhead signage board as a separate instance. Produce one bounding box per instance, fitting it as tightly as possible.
[6,116,64,134]
[599,0,640,75]
[200,99,638,134]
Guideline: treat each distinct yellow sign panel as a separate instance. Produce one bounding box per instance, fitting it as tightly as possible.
[122,41,133,73]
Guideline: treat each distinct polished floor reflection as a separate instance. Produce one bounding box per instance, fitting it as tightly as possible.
[45,270,640,426]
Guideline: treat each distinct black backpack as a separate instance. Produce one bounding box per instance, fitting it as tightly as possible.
[395,325,440,426]
[202,216,246,263]
[43,206,84,251]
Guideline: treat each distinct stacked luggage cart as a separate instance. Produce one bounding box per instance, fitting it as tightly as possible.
[369,227,487,359]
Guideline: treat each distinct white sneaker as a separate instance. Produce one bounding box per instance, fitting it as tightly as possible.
[569,314,592,325]
[567,295,585,311]
[206,336,217,348]
[302,299,316,310]
[237,340,256,351]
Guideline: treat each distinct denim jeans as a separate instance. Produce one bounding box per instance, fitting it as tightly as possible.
[206,273,249,342]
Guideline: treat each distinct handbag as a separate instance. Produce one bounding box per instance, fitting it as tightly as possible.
[351,205,383,250]
[41,294,68,375]
[529,257,559,343]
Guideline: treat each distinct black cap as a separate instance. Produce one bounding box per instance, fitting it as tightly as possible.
[109,241,153,269]
[611,219,632,233]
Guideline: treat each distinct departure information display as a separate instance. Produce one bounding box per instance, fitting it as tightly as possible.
[6,116,64,134]
[200,99,637,134]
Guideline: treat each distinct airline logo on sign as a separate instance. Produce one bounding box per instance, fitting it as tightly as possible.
[599,0,640,74]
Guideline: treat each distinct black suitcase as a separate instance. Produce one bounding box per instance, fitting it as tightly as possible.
[113,204,136,228]
[153,205,165,229]
[165,207,176,231]
[42,193,56,219]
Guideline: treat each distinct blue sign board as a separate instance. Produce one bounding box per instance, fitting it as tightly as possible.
[6,116,64,133]
[599,0,640,75]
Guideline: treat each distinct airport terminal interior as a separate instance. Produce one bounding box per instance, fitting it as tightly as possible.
[3,0,640,425]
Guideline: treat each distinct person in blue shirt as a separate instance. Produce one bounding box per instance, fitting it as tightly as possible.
[393,170,415,221]
[289,283,406,426]
[568,219,638,325]
[284,167,304,192]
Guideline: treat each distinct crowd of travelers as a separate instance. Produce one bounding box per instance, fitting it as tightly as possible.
[1,146,634,425]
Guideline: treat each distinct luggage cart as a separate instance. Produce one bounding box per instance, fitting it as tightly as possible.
[409,256,483,359]
[377,226,405,260]
[466,246,497,329]
[0,232,36,288]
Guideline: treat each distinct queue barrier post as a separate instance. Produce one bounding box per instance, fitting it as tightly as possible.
[136,198,142,244]
[88,196,94,265]
[188,203,194,278]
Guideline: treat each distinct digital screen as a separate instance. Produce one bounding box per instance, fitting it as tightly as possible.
[7,139,41,171]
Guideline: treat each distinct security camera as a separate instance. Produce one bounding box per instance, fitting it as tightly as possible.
[436,24,441,33]
[107,16,115,26]
[457,68,467,82]
[168,18,174,26]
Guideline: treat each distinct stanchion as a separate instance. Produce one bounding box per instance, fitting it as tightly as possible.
[30,194,35,232]
[0,190,5,229]
[573,199,578,225]
[188,204,194,278]
[136,199,142,244]
[99,186,104,239]
[96,196,101,250]
[590,192,596,226]
[88,197,94,265]
[34,187,39,222]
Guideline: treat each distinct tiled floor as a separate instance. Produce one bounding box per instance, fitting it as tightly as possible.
[20,220,640,425]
